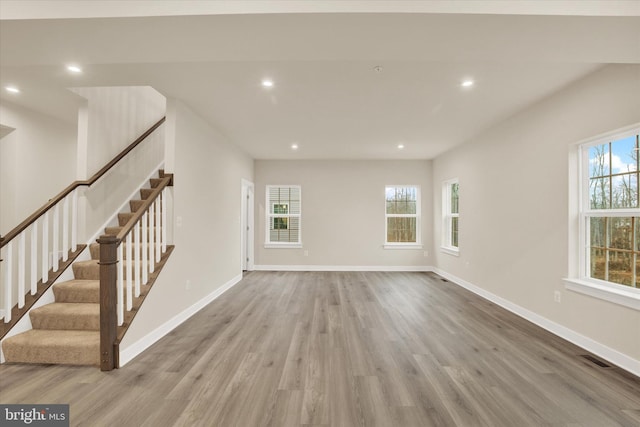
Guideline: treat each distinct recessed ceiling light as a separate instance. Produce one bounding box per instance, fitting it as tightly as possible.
[5,86,20,94]
[291,143,299,150]
[397,144,405,150]
[66,64,82,73]
[261,79,274,88]
[461,80,474,88]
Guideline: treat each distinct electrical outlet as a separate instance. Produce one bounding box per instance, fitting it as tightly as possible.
[304,250,309,256]
[554,291,561,303]
[176,216,183,227]
[423,251,429,257]
[185,279,191,290]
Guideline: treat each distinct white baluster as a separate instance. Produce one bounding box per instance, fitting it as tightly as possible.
[126,232,132,311]
[42,211,49,283]
[162,188,167,253]
[155,197,161,261]
[62,195,69,261]
[117,243,124,326]
[134,221,140,298]
[142,211,148,285]
[71,189,78,252]
[18,232,25,308]
[52,204,59,271]
[30,221,38,295]
[4,242,12,323]
[149,202,155,273]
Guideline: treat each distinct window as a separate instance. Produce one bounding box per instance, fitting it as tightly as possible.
[583,131,639,287]
[265,185,301,247]
[442,179,459,255]
[565,124,640,310]
[385,186,421,248]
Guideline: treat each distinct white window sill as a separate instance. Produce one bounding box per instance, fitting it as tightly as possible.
[440,246,460,256]
[563,278,640,311]
[264,243,303,249]
[383,244,423,250]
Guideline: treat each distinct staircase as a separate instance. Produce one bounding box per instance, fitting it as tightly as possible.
[2,177,166,366]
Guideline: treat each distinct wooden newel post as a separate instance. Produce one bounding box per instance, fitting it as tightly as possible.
[98,234,119,371]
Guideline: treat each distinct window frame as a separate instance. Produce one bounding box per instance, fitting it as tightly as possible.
[384,185,422,249]
[265,185,302,248]
[564,123,640,311]
[441,178,460,256]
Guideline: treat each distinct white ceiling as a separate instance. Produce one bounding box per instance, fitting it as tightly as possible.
[1,2,639,159]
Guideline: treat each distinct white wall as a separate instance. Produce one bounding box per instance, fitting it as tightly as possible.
[254,160,433,269]
[80,124,165,243]
[70,86,166,242]
[71,86,165,178]
[0,101,76,236]
[432,65,640,365]
[119,100,254,357]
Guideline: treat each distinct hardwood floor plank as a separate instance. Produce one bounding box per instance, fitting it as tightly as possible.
[1,271,638,427]
[266,389,302,427]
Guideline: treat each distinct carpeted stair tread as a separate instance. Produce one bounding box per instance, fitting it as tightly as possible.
[73,258,152,280]
[2,329,99,366]
[53,280,99,303]
[73,260,100,280]
[30,303,99,330]
[104,226,159,239]
[105,226,123,236]
[90,243,154,260]
[140,188,154,199]
[118,212,135,226]
[130,199,146,212]
[89,243,100,259]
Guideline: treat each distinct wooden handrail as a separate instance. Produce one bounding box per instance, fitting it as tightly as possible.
[0,117,166,249]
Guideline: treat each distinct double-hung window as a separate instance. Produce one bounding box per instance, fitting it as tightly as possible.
[566,125,640,310]
[385,186,421,248]
[265,185,301,247]
[442,179,460,255]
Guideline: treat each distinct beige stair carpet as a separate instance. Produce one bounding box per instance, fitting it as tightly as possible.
[2,178,160,366]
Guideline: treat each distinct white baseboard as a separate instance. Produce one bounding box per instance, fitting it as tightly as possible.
[432,268,640,377]
[118,273,242,367]
[253,265,433,272]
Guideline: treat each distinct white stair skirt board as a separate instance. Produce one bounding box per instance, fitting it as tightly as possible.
[118,273,242,367]
[253,265,433,272]
[433,268,640,378]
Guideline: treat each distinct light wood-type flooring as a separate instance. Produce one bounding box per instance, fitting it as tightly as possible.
[1,271,639,426]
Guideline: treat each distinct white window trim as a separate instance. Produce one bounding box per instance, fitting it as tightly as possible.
[441,178,460,256]
[565,123,640,311]
[265,185,302,248]
[384,185,422,249]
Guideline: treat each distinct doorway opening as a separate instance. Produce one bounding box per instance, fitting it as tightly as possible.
[241,179,254,272]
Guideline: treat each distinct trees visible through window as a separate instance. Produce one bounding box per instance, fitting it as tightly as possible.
[442,179,459,253]
[385,186,420,246]
[266,186,301,246]
[584,132,639,287]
